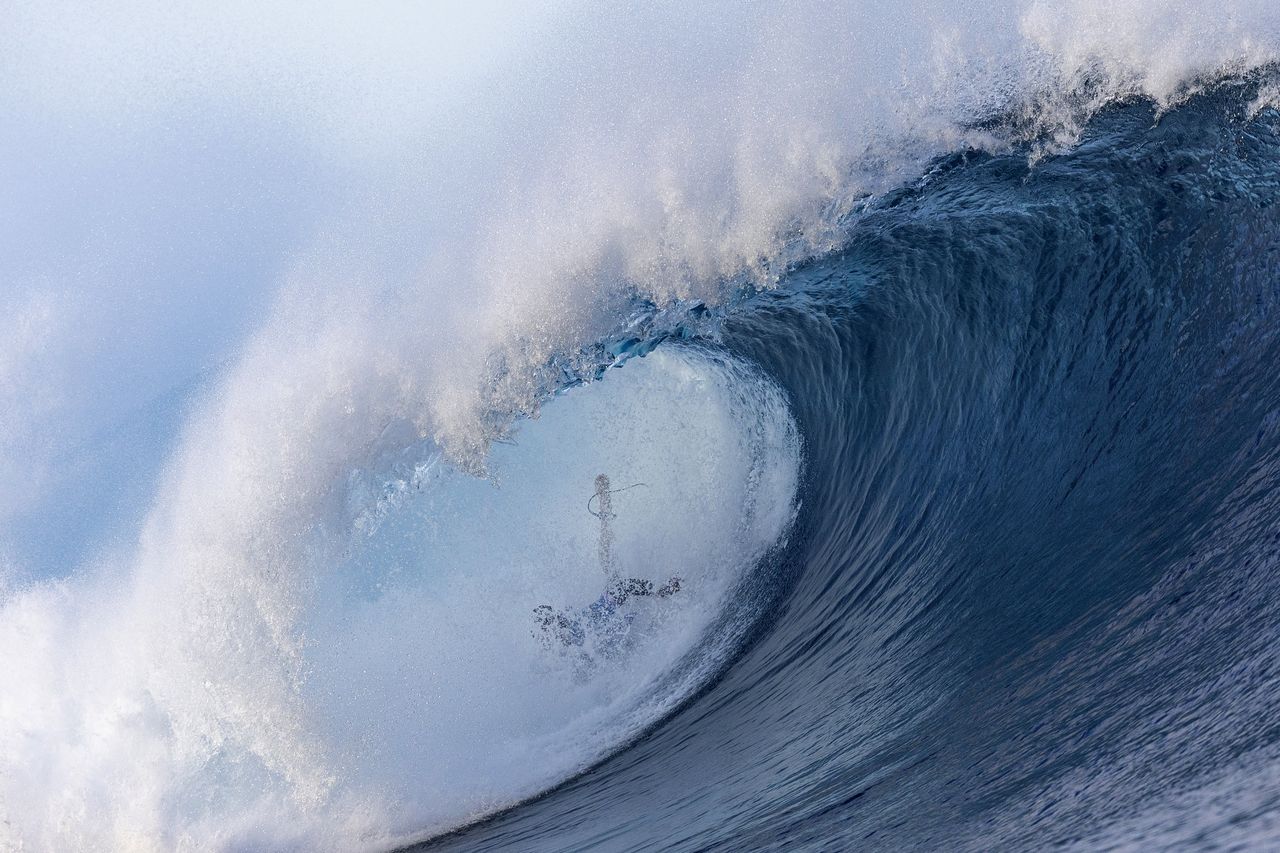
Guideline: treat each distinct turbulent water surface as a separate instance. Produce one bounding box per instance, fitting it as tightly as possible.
[5,3,1280,852]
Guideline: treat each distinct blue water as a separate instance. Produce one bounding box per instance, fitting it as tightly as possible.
[419,81,1280,851]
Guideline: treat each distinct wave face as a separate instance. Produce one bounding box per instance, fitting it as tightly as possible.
[5,2,1280,852]
[426,86,1280,850]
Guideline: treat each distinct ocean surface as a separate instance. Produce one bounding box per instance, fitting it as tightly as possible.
[4,4,1280,851]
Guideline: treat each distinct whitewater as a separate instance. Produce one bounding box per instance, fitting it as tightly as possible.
[4,1,1280,851]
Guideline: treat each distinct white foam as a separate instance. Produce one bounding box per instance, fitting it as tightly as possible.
[3,1,1277,482]
[0,347,800,850]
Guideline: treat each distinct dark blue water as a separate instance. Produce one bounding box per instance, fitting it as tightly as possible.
[420,81,1280,851]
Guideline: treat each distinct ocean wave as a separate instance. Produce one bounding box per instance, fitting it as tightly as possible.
[3,3,1280,850]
